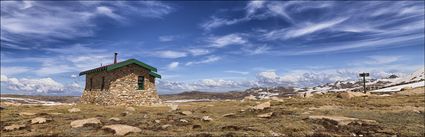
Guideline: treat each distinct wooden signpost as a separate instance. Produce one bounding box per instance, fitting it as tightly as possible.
[359,73,369,93]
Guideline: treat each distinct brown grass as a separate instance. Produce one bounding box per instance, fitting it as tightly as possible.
[1,87,424,136]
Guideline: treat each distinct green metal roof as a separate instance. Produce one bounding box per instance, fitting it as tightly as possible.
[79,59,161,78]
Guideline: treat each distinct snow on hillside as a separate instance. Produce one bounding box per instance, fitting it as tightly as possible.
[372,81,425,92]
[303,67,425,93]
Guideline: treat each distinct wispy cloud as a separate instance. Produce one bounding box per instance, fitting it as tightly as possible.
[225,70,249,75]
[0,1,174,49]
[188,49,211,56]
[153,50,187,58]
[167,62,179,70]
[263,17,348,40]
[186,55,221,66]
[208,34,247,48]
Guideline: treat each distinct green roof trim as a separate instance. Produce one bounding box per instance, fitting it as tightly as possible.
[79,59,161,79]
[149,71,161,79]
[106,59,157,72]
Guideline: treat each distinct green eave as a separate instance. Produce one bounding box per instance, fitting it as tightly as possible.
[149,72,161,79]
[79,59,161,79]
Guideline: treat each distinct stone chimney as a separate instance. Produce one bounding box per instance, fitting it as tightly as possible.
[114,53,118,64]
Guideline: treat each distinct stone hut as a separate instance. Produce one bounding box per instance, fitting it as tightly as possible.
[79,53,162,106]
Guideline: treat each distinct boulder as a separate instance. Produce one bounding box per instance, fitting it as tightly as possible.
[270,97,283,102]
[109,117,121,122]
[244,95,257,100]
[257,112,274,118]
[222,113,236,117]
[179,119,189,123]
[126,107,136,112]
[154,120,161,123]
[201,116,213,122]
[48,112,63,115]
[308,115,376,126]
[70,118,102,128]
[68,108,81,113]
[121,111,131,116]
[169,104,179,111]
[400,86,413,91]
[3,124,26,131]
[337,92,369,99]
[252,101,271,110]
[19,112,37,116]
[180,111,192,116]
[161,124,171,130]
[297,92,313,98]
[31,117,49,124]
[102,124,141,136]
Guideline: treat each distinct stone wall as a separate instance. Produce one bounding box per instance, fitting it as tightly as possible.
[80,64,162,106]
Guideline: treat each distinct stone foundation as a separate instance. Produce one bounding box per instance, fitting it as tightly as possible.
[80,89,162,106]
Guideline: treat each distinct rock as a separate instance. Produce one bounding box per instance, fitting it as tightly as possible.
[337,92,369,99]
[154,120,161,123]
[257,112,274,118]
[201,116,213,122]
[102,124,141,136]
[161,124,171,130]
[192,124,202,129]
[121,111,131,116]
[179,119,188,123]
[297,92,313,98]
[222,113,236,117]
[0,106,5,110]
[2,102,22,106]
[308,115,376,126]
[269,131,284,136]
[180,111,192,116]
[244,95,257,100]
[252,101,271,110]
[109,117,121,122]
[3,124,26,131]
[126,107,136,112]
[48,112,62,115]
[19,112,37,116]
[270,97,284,102]
[31,117,49,124]
[400,86,413,91]
[70,118,102,128]
[169,104,179,111]
[68,108,81,113]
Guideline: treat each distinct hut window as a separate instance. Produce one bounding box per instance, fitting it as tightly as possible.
[138,76,144,90]
[101,77,105,91]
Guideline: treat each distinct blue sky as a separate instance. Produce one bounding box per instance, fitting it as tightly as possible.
[1,1,424,95]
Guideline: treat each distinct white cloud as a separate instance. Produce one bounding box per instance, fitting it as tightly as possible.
[96,6,125,22]
[0,66,30,75]
[1,75,64,94]
[264,17,348,40]
[188,49,211,56]
[246,1,265,16]
[158,35,177,42]
[167,62,179,70]
[186,55,221,66]
[209,34,247,48]
[1,75,8,82]
[0,1,173,46]
[365,55,401,65]
[154,50,187,58]
[224,70,249,75]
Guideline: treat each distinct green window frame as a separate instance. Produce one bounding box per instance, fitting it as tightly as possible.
[138,76,144,90]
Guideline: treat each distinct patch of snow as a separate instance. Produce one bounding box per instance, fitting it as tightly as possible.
[0,97,65,106]
[164,99,214,103]
[371,81,425,93]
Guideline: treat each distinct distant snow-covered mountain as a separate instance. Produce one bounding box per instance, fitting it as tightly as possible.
[300,67,424,93]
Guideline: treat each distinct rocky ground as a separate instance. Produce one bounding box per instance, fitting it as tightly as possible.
[1,87,424,136]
